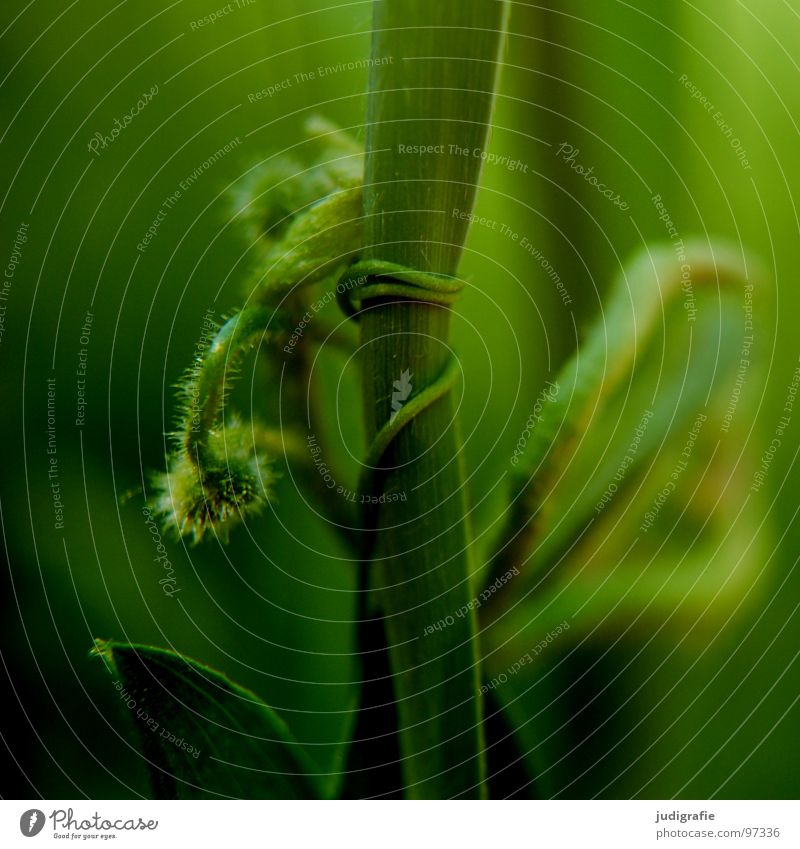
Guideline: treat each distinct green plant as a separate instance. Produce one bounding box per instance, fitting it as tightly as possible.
[95,1,763,800]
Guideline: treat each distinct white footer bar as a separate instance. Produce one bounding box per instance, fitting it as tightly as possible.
[2,800,796,848]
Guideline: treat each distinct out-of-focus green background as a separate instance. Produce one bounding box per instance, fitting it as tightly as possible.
[1,0,798,798]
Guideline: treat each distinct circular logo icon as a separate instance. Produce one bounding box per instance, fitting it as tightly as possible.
[19,810,46,837]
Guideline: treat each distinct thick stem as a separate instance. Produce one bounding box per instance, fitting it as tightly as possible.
[357,0,507,798]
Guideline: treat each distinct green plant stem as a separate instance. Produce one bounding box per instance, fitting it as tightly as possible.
[357,0,507,798]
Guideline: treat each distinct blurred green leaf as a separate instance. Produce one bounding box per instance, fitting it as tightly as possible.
[481,242,769,788]
[92,640,324,799]
[491,241,758,586]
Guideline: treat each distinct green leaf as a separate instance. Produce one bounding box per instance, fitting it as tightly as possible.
[480,243,767,785]
[491,241,759,585]
[92,640,324,799]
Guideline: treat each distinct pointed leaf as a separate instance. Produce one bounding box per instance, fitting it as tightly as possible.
[93,640,324,799]
[491,242,758,588]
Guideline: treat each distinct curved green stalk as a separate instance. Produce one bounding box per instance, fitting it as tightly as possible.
[151,308,282,544]
[184,306,277,467]
[151,122,365,544]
